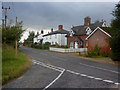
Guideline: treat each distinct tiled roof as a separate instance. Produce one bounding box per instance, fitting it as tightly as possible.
[71,22,103,35]
[43,29,69,37]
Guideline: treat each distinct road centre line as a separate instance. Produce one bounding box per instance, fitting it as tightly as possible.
[79,63,119,74]
[33,60,120,86]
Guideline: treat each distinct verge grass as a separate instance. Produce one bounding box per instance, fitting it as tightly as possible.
[2,44,32,85]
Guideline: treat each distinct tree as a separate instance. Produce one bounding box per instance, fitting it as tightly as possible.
[2,21,25,45]
[23,31,35,45]
[110,2,120,61]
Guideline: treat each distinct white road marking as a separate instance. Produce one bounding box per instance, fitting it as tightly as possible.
[32,60,120,86]
[80,74,87,77]
[79,63,119,74]
[86,76,94,79]
[43,69,65,90]
[103,80,114,83]
[94,78,103,80]
[66,70,80,75]
[115,83,120,85]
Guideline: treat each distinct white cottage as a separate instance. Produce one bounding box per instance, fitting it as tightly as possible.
[43,25,69,46]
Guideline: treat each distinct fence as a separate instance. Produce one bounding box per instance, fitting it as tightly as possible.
[49,47,87,53]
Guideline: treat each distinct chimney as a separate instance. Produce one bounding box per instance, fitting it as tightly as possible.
[84,16,91,26]
[58,25,63,30]
[51,28,53,32]
[41,30,44,34]
[37,32,39,35]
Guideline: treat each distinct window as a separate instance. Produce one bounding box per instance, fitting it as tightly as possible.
[80,41,83,46]
[55,34,57,38]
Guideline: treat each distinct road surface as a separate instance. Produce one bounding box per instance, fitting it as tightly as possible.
[3,46,120,89]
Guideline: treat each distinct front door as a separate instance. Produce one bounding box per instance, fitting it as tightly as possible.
[75,41,78,49]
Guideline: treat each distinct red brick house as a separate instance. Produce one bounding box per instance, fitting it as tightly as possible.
[67,16,111,54]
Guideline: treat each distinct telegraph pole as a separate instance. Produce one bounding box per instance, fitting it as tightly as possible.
[2,19,4,29]
[16,16,17,26]
[2,6,10,30]
[16,16,18,58]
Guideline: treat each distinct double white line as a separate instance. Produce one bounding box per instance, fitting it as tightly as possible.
[33,60,65,90]
[33,60,120,89]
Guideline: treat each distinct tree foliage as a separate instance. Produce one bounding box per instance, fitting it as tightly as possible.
[24,31,35,45]
[2,21,25,45]
[110,2,120,61]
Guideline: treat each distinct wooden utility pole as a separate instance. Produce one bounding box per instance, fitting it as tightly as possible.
[2,6,10,30]
[2,19,4,29]
[16,16,18,58]
[16,17,17,26]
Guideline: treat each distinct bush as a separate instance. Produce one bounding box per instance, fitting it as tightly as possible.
[43,42,51,49]
[87,45,101,57]
[31,42,50,50]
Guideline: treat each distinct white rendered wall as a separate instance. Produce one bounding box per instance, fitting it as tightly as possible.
[43,34,67,46]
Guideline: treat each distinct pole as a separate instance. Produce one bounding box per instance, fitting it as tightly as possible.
[16,17,17,26]
[16,40,17,58]
[2,19,4,29]
[2,6,10,30]
[5,8,7,30]
[16,17,18,58]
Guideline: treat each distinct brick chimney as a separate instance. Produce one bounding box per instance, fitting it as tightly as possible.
[84,16,91,26]
[51,28,53,32]
[41,30,44,34]
[37,32,39,35]
[58,25,63,30]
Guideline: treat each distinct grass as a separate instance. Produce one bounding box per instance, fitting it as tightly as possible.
[2,44,32,85]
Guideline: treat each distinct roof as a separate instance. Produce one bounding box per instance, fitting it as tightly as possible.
[71,22,103,35]
[86,27,111,40]
[43,29,69,37]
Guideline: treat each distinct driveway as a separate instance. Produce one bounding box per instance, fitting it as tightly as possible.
[3,46,120,89]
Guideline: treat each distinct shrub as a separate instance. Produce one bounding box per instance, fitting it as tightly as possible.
[87,45,101,57]
[43,42,51,49]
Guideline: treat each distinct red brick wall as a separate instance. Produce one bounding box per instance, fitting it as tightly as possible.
[67,35,88,48]
[87,29,111,54]
[67,36,80,48]
[80,35,88,48]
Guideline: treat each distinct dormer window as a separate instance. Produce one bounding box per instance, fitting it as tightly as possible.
[86,27,92,35]
[70,30,74,37]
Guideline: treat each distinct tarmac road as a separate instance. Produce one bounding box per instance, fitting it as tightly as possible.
[3,46,120,89]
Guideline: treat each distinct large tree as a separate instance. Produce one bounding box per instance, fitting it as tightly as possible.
[110,2,120,61]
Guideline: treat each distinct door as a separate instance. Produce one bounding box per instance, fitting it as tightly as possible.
[75,41,78,49]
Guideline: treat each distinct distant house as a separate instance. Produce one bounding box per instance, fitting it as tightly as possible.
[66,16,111,54]
[43,25,69,46]
[34,30,44,44]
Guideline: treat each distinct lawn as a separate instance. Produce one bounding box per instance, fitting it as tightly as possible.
[2,45,32,85]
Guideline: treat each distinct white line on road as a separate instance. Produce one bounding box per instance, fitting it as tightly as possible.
[32,60,120,86]
[43,69,65,90]
[102,80,114,83]
[94,78,103,80]
[66,70,80,75]
[79,63,119,74]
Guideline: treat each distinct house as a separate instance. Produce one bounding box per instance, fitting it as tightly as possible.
[43,25,69,46]
[67,16,111,54]
[34,30,44,44]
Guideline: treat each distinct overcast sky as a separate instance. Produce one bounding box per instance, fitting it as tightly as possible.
[2,2,118,30]
[2,1,119,41]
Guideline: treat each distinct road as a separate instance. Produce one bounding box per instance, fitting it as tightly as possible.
[3,46,120,89]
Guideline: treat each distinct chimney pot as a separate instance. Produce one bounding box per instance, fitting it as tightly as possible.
[58,25,63,30]
[37,32,39,35]
[51,28,53,32]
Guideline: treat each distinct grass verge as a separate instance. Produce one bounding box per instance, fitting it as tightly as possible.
[2,44,32,85]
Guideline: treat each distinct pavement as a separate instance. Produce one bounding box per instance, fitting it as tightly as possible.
[3,46,120,89]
